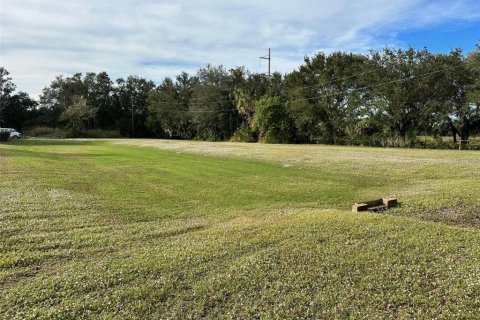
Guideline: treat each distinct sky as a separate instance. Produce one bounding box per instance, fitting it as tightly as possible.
[1,0,480,97]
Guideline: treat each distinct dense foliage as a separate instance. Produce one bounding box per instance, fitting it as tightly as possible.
[1,45,479,144]
[0,130,10,141]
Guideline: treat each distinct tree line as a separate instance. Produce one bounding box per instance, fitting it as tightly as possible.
[1,46,479,145]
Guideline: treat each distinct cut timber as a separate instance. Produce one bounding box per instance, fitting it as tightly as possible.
[367,205,387,212]
[383,198,398,207]
[352,197,398,212]
[352,203,369,212]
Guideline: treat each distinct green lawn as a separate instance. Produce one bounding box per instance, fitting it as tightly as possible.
[1,139,480,319]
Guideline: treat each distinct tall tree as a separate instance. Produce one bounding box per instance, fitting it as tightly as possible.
[431,49,480,142]
[367,48,437,143]
[86,72,116,129]
[0,67,16,104]
[147,73,196,139]
[0,68,38,130]
[466,47,480,137]
[59,96,97,133]
[285,52,368,143]
[0,68,17,126]
[40,72,119,130]
[39,73,88,127]
[114,76,155,137]
[0,92,38,130]
[190,65,238,141]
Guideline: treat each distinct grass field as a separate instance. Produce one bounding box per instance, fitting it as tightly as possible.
[1,139,480,319]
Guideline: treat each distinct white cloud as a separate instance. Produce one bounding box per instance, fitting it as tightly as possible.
[1,0,479,97]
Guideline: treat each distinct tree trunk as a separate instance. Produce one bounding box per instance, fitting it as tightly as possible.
[461,117,470,142]
[399,124,407,147]
[448,118,459,143]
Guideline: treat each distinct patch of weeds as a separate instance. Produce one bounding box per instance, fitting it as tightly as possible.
[399,203,480,228]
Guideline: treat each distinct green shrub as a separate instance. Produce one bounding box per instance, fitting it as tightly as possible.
[0,131,10,141]
[82,129,122,138]
[467,144,480,150]
[231,126,256,142]
[24,127,122,138]
[24,126,65,137]
[252,97,294,144]
[66,129,122,138]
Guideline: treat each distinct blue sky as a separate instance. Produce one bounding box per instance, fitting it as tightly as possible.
[396,20,480,52]
[1,0,479,97]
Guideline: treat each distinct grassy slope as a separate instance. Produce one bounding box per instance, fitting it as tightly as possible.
[1,139,480,319]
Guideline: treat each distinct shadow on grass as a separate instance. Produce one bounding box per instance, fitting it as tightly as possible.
[1,138,103,147]
[396,203,480,228]
[0,139,115,161]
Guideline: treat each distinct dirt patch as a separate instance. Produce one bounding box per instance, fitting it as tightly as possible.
[403,204,480,228]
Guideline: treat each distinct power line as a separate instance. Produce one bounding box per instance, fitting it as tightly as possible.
[290,65,387,92]
[157,63,422,108]
[285,69,446,105]
[151,108,237,113]
[140,62,403,108]
[172,68,446,110]
[149,66,386,108]
[136,68,447,114]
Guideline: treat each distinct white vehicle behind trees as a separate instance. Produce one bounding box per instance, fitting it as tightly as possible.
[0,128,22,139]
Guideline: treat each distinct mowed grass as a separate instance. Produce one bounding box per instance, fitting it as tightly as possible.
[1,139,480,319]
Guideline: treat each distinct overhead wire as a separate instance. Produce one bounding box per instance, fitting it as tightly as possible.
[145,68,447,113]
[284,69,446,105]
[148,65,390,108]
[290,65,387,91]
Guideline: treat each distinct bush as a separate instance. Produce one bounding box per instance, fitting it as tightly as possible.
[82,129,122,138]
[231,126,256,142]
[66,129,122,138]
[466,144,480,150]
[252,97,294,144]
[0,131,10,141]
[24,126,65,138]
[24,127,122,139]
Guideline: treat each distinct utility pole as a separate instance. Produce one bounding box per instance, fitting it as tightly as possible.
[260,48,271,77]
[130,95,134,137]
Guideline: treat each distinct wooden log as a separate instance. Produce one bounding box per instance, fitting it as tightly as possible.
[363,199,384,207]
[352,203,369,212]
[367,205,387,212]
[382,198,398,208]
[352,198,398,212]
